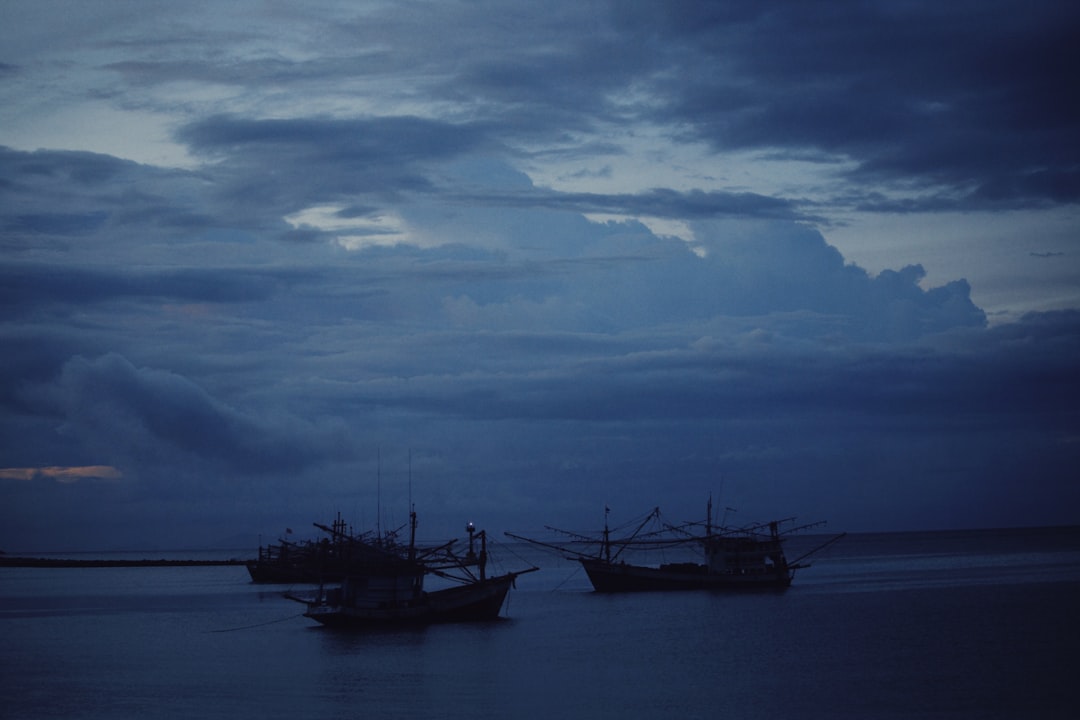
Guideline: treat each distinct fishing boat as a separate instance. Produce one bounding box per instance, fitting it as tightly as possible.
[293,512,538,626]
[247,513,393,584]
[507,500,844,592]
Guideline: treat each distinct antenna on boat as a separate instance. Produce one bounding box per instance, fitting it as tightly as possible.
[377,445,382,544]
[407,448,416,561]
[603,505,611,564]
[707,494,713,536]
[716,475,726,527]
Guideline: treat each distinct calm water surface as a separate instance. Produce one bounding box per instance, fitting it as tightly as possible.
[3,527,1079,719]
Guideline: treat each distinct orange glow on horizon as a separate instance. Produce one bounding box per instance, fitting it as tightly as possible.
[0,466,123,483]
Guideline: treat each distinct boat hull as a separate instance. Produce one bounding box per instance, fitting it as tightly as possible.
[580,558,791,592]
[303,574,518,627]
[246,562,343,584]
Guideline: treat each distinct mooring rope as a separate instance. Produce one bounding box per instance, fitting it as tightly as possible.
[550,564,582,592]
[208,611,305,633]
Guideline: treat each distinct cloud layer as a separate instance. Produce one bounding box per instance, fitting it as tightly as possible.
[1,1,1077,550]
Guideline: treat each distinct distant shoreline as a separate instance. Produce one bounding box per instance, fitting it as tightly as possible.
[0,557,250,568]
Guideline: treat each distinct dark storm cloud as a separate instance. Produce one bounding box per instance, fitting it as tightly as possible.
[271,308,1079,533]
[0,146,220,250]
[457,187,807,222]
[1,211,109,236]
[255,0,1075,212]
[171,115,499,218]
[1,145,146,186]
[33,353,335,475]
[178,115,492,163]
[172,117,814,225]
[97,1,1080,216]
[22,1,1080,216]
[0,264,282,318]
[618,1,1080,209]
[340,309,1079,428]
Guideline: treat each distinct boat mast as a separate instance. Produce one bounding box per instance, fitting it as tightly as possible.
[407,449,416,561]
[603,506,611,564]
[376,446,382,544]
[479,528,487,581]
[408,506,417,562]
[466,522,487,581]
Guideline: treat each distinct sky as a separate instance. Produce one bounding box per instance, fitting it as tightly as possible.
[1,0,1078,552]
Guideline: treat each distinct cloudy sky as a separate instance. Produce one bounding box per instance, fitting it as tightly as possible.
[2,1,1078,551]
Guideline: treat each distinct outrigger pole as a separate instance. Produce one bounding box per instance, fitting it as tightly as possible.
[787,532,847,569]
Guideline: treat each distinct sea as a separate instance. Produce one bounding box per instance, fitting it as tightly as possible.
[2,527,1079,720]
